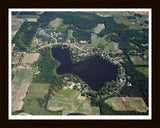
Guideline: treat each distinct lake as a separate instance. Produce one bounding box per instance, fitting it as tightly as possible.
[52,47,118,91]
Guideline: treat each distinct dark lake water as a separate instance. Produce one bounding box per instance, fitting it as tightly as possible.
[52,47,118,91]
[67,113,86,115]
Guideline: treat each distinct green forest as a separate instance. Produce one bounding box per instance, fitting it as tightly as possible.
[12,21,39,51]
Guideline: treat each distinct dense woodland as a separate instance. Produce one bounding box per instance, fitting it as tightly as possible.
[38,12,101,29]
[19,12,38,15]
[32,47,61,85]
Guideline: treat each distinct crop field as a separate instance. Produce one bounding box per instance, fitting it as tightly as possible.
[136,67,148,77]
[12,17,25,38]
[22,83,62,115]
[133,11,149,15]
[26,18,38,22]
[48,18,63,29]
[129,55,148,65]
[113,16,141,30]
[93,24,105,34]
[22,53,40,64]
[26,83,50,98]
[12,68,33,112]
[91,33,107,46]
[91,33,119,51]
[22,97,62,115]
[105,97,148,112]
[12,52,24,64]
[47,88,100,115]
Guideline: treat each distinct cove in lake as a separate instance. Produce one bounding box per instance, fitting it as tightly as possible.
[52,47,118,91]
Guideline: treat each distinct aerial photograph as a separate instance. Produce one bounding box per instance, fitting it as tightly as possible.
[10,9,151,119]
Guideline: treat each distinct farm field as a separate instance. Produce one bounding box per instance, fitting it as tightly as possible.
[22,97,62,115]
[105,97,148,112]
[91,33,107,46]
[93,24,105,34]
[26,83,50,98]
[48,18,63,29]
[133,11,149,15]
[21,83,62,115]
[129,55,148,65]
[66,29,76,42]
[47,88,100,115]
[113,16,141,30]
[12,16,25,38]
[91,33,119,51]
[12,68,33,112]
[136,67,148,77]
[26,18,38,22]
[22,53,40,64]
[12,52,24,64]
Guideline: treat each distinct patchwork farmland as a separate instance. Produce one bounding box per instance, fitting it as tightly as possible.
[47,88,100,115]
[12,68,33,112]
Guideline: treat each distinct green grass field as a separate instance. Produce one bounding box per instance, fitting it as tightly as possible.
[22,97,62,115]
[113,16,142,30]
[91,33,119,52]
[129,55,148,65]
[136,67,148,77]
[93,24,105,34]
[47,88,100,115]
[66,29,76,42]
[91,33,106,46]
[22,82,62,115]
[27,83,50,98]
[48,18,63,29]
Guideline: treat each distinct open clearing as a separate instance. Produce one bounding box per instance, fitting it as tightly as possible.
[93,24,105,34]
[105,97,148,112]
[12,68,33,112]
[136,67,148,77]
[22,53,40,64]
[113,16,141,30]
[91,33,107,46]
[91,33,119,52]
[26,83,50,98]
[129,55,148,65]
[26,18,38,22]
[66,29,76,42]
[47,88,100,115]
[48,18,63,29]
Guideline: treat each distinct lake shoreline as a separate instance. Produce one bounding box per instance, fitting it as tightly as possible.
[51,46,118,91]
